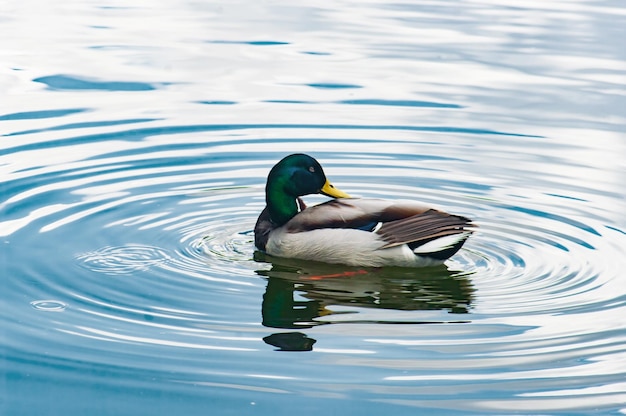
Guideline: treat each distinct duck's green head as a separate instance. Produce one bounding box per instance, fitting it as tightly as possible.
[265,153,351,225]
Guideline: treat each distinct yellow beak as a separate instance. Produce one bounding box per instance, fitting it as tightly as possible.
[320,179,351,198]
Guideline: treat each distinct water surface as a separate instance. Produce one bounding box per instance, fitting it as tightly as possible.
[2,1,626,415]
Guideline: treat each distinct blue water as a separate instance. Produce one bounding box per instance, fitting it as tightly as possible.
[2,1,626,415]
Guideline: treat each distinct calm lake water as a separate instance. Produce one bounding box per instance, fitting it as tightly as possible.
[2,1,626,415]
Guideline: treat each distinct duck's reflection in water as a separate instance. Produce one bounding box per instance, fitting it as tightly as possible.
[255,253,474,351]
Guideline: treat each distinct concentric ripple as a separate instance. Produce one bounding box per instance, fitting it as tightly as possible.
[76,244,173,275]
[457,205,623,316]
[30,300,68,312]
[2,119,625,415]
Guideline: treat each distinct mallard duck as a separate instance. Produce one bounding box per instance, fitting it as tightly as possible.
[254,154,473,268]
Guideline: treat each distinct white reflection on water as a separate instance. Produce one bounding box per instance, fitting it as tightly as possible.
[60,326,258,352]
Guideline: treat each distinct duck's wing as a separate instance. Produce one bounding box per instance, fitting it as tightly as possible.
[284,198,434,232]
[285,198,474,258]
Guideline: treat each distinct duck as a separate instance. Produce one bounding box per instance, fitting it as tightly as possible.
[254,153,474,268]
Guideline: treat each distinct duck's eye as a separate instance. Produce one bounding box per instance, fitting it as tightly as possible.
[308,166,315,173]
